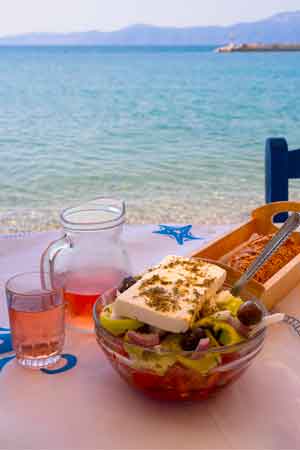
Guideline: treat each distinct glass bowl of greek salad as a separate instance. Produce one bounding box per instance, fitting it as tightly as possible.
[93,256,267,401]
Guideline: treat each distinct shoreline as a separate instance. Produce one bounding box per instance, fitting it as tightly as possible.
[0,206,255,234]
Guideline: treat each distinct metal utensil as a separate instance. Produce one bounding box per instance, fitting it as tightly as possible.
[249,312,300,338]
[231,212,300,297]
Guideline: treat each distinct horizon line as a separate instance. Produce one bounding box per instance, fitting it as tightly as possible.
[0,9,299,39]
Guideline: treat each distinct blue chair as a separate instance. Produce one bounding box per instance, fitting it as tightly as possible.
[265,137,300,222]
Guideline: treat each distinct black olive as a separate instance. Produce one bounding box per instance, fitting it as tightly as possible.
[137,324,151,334]
[118,276,137,293]
[237,301,263,326]
[181,328,206,351]
[193,327,207,340]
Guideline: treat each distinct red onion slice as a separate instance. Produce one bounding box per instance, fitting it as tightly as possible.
[191,338,210,359]
[126,330,160,347]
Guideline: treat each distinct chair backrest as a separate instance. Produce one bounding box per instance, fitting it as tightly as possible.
[265,137,300,222]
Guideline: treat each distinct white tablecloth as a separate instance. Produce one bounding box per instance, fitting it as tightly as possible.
[1,225,300,450]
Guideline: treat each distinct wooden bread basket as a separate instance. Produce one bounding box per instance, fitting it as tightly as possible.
[191,202,300,310]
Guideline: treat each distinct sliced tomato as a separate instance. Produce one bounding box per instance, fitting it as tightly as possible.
[127,365,224,401]
[205,372,221,389]
[164,364,211,391]
[163,366,189,392]
[132,370,163,390]
[221,352,240,365]
[146,386,213,401]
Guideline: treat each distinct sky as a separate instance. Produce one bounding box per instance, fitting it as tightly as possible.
[1,0,300,36]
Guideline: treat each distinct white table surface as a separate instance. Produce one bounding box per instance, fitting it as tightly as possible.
[1,225,300,450]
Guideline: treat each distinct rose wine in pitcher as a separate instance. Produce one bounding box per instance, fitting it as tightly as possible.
[63,269,127,331]
[41,198,131,332]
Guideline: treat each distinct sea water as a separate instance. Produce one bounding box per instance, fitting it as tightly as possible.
[1,46,300,231]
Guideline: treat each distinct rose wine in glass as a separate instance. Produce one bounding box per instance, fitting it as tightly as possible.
[6,272,65,369]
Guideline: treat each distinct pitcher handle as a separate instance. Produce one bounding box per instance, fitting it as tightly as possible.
[40,234,73,289]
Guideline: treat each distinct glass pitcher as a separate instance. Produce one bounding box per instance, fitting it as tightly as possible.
[41,198,131,332]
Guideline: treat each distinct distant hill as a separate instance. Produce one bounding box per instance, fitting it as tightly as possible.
[1,11,300,46]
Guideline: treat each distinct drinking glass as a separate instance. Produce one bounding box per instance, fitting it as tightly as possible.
[5,272,65,369]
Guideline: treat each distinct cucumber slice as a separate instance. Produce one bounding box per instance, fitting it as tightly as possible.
[213,322,244,346]
[100,307,143,336]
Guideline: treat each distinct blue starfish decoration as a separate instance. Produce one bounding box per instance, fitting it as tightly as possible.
[153,224,203,246]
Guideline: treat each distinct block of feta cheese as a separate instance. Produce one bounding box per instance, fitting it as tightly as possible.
[112,255,226,333]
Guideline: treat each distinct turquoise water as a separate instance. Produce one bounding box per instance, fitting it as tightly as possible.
[1,46,300,231]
